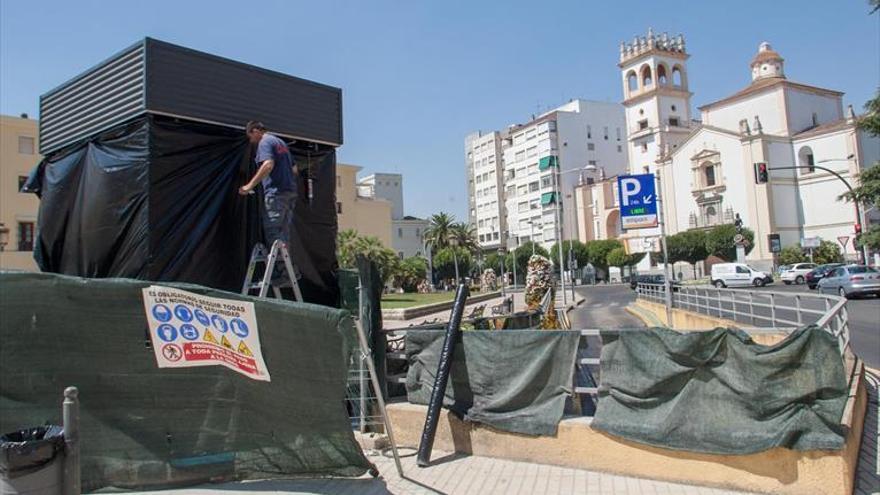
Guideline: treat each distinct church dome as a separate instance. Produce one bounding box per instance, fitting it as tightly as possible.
[750,42,785,82]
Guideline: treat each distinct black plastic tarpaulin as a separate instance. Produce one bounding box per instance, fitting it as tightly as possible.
[26,115,340,305]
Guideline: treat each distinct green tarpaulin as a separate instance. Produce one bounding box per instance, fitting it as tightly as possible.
[591,326,849,454]
[405,329,579,436]
[0,271,372,491]
[540,192,557,205]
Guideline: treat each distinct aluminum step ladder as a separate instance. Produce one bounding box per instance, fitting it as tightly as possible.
[241,240,303,301]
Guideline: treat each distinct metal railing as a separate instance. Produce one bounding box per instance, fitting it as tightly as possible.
[635,282,852,355]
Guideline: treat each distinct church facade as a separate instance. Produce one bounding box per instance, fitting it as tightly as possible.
[580,29,879,272]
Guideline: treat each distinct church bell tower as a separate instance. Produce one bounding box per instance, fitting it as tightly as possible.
[619,28,694,174]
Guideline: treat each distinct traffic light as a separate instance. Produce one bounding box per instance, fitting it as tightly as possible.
[854,223,862,235]
[754,162,768,183]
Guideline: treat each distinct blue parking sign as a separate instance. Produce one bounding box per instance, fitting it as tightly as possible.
[617,174,658,229]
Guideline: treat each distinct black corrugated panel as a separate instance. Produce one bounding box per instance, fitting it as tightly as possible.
[145,39,343,147]
[39,41,146,155]
[39,38,343,154]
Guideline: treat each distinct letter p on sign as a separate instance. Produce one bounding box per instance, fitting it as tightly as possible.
[620,178,641,206]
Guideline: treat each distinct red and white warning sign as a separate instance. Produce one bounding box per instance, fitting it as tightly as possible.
[142,285,270,382]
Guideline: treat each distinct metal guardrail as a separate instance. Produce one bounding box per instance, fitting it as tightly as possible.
[635,282,852,355]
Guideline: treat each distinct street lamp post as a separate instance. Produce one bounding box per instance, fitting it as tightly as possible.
[768,156,867,264]
[551,168,567,306]
[498,247,506,296]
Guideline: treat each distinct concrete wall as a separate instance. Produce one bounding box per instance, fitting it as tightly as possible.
[388,369,865,495]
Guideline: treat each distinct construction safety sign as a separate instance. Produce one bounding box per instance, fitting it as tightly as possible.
[142,286,270,382]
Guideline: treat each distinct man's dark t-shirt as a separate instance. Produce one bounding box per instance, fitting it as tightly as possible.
[255,133,296,195]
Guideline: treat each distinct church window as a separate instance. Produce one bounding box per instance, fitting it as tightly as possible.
[798,146,815,174]
[638,120,648,130]
[657,64,668,85]
[669,117,680,127]
[641,65,653,88]
[704,165,716,187]
[672,66,683,87]
[671,104,677,111]
[587,125,591,138]
[641,143,648,153]
[626,71,638,93]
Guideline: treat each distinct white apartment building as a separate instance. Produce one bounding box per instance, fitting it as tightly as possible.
[465,131,505,248]
[466,100,627,251]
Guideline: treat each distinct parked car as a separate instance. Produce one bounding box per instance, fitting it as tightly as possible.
[779,263,817,285]
[776,264,792,277]
[629,274,680,291]
[805,263,844,289]
[817,265,880,298]
[710,263,773,288]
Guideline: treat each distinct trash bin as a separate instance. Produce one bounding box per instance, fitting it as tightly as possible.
[0,425,65,495]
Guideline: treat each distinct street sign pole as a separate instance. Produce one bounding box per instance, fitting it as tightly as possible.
[617,172,671,325]
[655,174,673,326]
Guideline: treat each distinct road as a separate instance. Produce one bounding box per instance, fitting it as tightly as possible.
[567,282,879,369]
[569,284,645,329]
[749,284,880,369]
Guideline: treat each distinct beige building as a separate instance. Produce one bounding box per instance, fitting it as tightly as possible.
[0,114,41,271]
[573,174,622,244]
[336,163,393,247]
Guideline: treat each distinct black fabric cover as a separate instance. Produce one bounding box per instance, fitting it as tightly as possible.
[405,330,580,436]
[591,326,850,454]
[26,115,339,305]
[0,271,372,491]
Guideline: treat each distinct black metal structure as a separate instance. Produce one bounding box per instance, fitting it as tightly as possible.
[416,284,469,467]
[40,38,343,155]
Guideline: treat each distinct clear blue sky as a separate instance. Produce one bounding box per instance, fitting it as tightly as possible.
[2,1,877,220]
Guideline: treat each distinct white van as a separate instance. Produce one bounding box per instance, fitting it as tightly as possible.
[710,263,773,288]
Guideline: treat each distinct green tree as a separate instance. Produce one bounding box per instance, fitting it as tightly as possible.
[705,224,755,261]
[505,242,549,284]
[812,240,844,264]
[606,247,629,272]
[484,252,505,273]
[665,229,709,279]
[396,256,428,292]
[423,212,455,250]
[587,239,623,278]
[549,240,590,270]
[337,230,399,283]
[353,235,399,284]
[336,229,360,268]
[433,247,473,284]
[778,245,807,265]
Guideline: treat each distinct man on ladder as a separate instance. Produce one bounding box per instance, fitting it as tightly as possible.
[239,121,301,300]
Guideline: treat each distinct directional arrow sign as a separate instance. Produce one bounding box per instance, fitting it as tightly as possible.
[617,173,658,229]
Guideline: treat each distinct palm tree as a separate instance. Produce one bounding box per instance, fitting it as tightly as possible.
[446,222,478,286]
[423,212,454,250]
[424,212,455,285]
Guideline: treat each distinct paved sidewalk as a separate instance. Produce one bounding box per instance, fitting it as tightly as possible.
[130,448,753,494]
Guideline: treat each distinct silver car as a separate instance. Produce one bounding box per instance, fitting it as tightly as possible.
[817,265,880,299]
